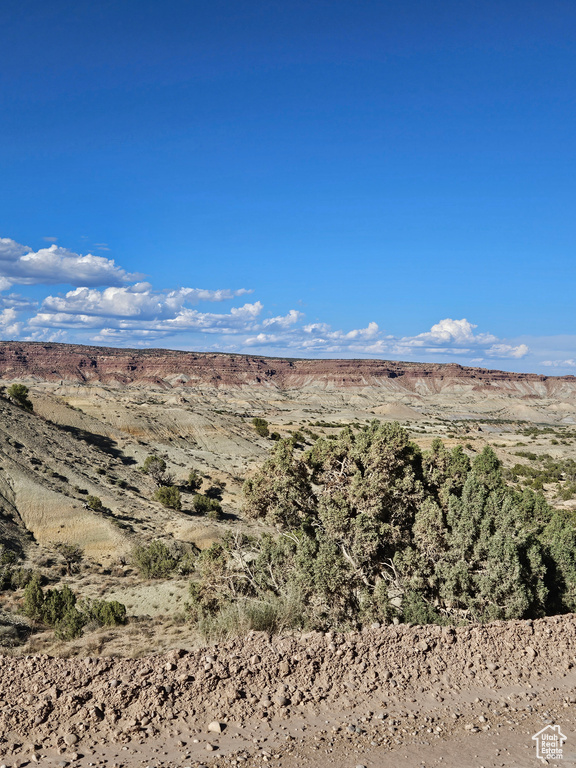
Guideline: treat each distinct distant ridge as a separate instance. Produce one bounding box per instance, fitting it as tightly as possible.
[0,341,574,395]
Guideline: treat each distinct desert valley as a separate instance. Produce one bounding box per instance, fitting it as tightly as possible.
[0,342,574,767]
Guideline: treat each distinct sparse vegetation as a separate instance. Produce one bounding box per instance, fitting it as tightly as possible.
[80,597,127,627]
[52,542,83,575]
[0,548,35,592]
[7,383,33,411]
[188,468,202,492]
[193,493,222,519]
[142,455,173,486]
[154,485,182,510]
[86,495,103,511]
[252,417,269,437]
[187,423,576,633]
[132,540,180,578]
[22,576,126,640]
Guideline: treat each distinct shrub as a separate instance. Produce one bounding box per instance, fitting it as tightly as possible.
[188,469,202,492]
[81,598,127,626]
[86,495,103,511]
[194,594,305,642]
[154,485,182,510]
[53,542,83,575]
[0,547,17,567]
[252,417,269,438]
[193,494,222,519]
[205,482,225,500]
[41,584,77,626]
[54,606,86,640]
[22,580,97,640]
[7,384,33,411]
[182,423,576,634]
[142,455,173,486]
[23,574,44,621]
[132,540,178,578]
[0,562,34,591]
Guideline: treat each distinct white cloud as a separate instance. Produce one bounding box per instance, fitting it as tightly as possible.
[30,296,264,338]
[0,292,36,311]
[242,317,530,363]
[399,318,497,348]
[91,328,171,344]
[40,284,252,321]
[262,309,304,329]
[486,343,529,359]
[245,321,381,351]
[22,328,68,343]
[542,359,576,368]
[0,308,22,337]
[0,237,141,287]
[244,332,281,346]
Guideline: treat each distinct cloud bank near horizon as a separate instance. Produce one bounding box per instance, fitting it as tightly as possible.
[0,235,546,370]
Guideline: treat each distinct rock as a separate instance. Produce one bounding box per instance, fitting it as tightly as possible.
[274,695,290,707]
[63,733,78,746]
[207,721,225,734]
[279,660,290,676]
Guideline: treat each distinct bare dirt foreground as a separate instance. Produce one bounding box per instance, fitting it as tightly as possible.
[1,615,575,768]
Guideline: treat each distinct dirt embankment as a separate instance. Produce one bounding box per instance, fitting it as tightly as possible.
[1,614,575,767]
[1,341,575,396]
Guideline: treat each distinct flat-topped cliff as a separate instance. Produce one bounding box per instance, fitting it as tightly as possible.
[0,341,574,395]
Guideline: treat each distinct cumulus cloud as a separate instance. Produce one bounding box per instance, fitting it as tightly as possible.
[542,359,576,368]
[91,328,171,344]
[0,308,22,337]
[262,309,304,329]
[486,343,529,359]
[30,293,264,337]
[22,328,68,343]
[40,284,253,321]
[0,236,534,365]
[245,321,380,351]
[242,317,530,362]
[399,318,497,348]
[0,237,141,287]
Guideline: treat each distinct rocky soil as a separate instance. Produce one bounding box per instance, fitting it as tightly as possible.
[1,614,575,767]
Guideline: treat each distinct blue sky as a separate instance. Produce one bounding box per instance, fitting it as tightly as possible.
[1,0,575,373]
